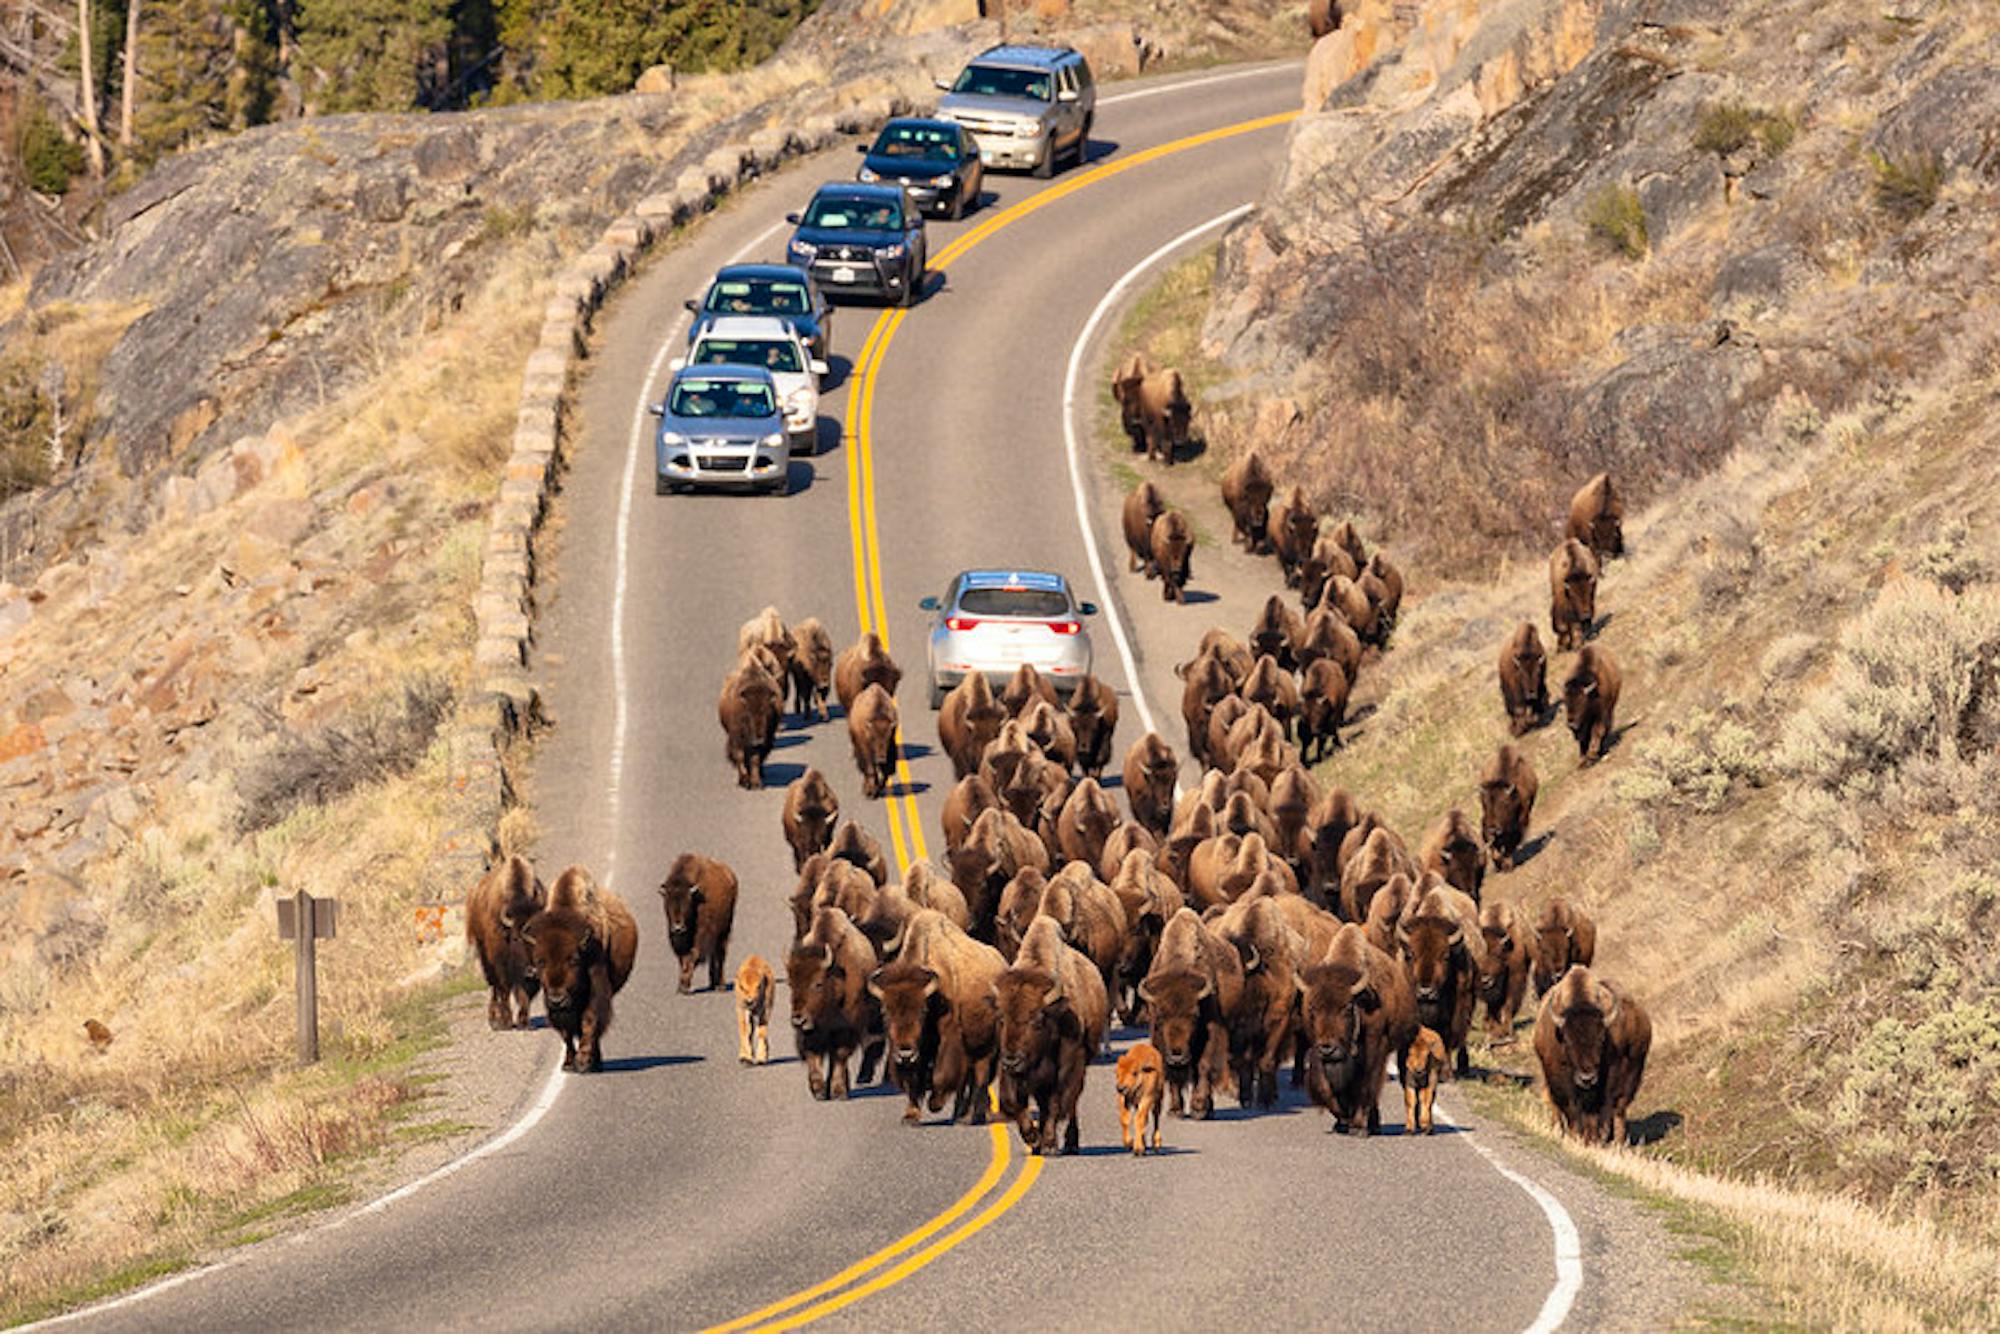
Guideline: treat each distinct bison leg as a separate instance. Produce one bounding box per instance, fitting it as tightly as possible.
[858,1033,886,1086]
[1119,1095,1134,1151]
[677,954,696,995]
[487,986,510,1031]
[830,1048,853,1100]
[738,1005,754,1064]
[1404,1084,1418,1134]
[805,1048,829,1100]
[754,1017,770,1064]
[559,1029,579,1072]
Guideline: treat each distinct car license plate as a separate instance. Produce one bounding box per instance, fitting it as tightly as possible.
[831,266,856,284]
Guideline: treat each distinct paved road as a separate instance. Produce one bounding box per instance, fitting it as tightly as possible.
[49,60,1697,1334]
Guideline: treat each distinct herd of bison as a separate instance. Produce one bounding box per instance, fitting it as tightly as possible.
[465,380,1653,1155]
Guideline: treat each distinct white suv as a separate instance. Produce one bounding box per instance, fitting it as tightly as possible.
[673,316,829,453]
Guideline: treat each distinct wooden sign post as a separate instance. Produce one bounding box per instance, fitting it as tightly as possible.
[277,890,338,1065]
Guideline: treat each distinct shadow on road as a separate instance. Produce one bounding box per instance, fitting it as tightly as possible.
[597,1054,704,1074]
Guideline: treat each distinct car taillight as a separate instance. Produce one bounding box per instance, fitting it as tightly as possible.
[947,616,980,632]
[1049,620,1081,635]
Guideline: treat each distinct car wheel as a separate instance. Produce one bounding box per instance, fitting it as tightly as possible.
[654,475,671,496]
[928,677,946,710]
[1032,135,1055,179]
[948,186,965,222]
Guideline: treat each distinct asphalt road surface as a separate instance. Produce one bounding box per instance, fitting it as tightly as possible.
[47,60,1697,1334]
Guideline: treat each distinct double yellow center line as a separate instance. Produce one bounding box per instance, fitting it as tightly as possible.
[709,104,1298,1333]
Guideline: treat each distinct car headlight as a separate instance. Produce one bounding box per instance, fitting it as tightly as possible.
[1015,121,1043,139]
[786,387,814,413]
[790,239,817,259]
[879,243,905,260]
[857,166,880,182]
[931,173,956,187]
[658,431,687,446]
[761,432,785,449]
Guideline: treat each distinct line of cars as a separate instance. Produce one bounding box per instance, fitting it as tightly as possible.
[653,44,1107,702]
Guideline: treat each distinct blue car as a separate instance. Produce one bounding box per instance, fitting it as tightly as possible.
[786,182,928,307]
[650,364,789,495]
[686,264,834,360]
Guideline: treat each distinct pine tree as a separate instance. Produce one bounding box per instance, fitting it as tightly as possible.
[293,0,452,113]
[132,0,238,156]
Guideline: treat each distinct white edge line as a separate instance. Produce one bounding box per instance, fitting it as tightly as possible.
[1436,1099,1585,1333]
[1061,207,1585,1334]
[28,213,797,1334]
[1098,60,1302,108]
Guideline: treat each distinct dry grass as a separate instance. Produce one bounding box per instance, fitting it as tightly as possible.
[0,244,548,1323]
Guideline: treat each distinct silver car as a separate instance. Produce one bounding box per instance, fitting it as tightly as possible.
[651,364,789,495]
[920,569,1096,708]
[935,44,1095,180]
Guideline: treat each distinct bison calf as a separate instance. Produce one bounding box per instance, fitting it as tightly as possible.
[1401,1025,1448,1134]
[658,853,739,994]
[1116,1041,1167,1155]
[736,954,776,1064]
[1534,966,1651,1144]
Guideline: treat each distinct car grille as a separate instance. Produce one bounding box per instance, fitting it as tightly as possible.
[820,245,877,264]
[955,114,1030,137]
[696,455,750,473]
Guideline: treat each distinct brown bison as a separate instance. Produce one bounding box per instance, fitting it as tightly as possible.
[977,718,1038,795]
[1068,674,1120,780]
[1109,847,1185,1024]
[1116,1042,1167,1155]
[1190,628,1254,687]
[1298,923,1417,1136]
[1297,531,1360,613]
[1221,449,1275,553]
[834,631,902,714]
[1325,574,1378,645]
[1479,744,1539,871]
[1020,698,1078,775]
[993,915,1111,1155]
[737,605,796,701]
[1036,861,1126,1008]
[1566,471,1625,562]
[523,867,639,1073]
[717,656,782,789]
[1268,765,1317,872]
[1177,651,1235,768]
[1401,1025,1447,1134]
[1123,479,1167,575]
[829,819,889,886]
[1419,809,1486,902]
[1326,519,1367,572]
[1303,787,1362,905]
[1055,778,1121,870]
[1396,883,1484,1076]
[1297,658,1350,764]
[1548,539,1600,652]
[1532,897,1597,996]
[790,854,880,942]
[1150,510,1194,602]
[736,955,776,1064]
[1112,352,1156,454]
[939,671,1007,778]
[1534,966,1651,1144]
[1294,606,1363,682]
[657,853,739,994]
[950,805,1050,942]
[1339,826,1412,924]
[1249,593,1304,670]
[782,768,841,872]
[1122,731,1179,837]
[1000,663,1061,718]
[1271,486,1320,589]
[786,906,886,1100]
[1243,654,1302,742]
[1563,644,1622,763]
[1096,819,1160,883]
[900,860,972,932]
[1365,552,1404,627]
[994,866,1049,963]
[847,682,900,798]
[1204,695,1250,772]
[790,616,835,722]
[1498,621,1550,736]
[1213,895,1308,1108]
[1139,907,1244,1119]
[1116,363,1193,465]
[466,854,545,1030]
[1307,0,1343,37]
[1361,872,1417,957]
[940,771,1000,856]
[868,909,1007,1125]
[1476,900,1538,1040]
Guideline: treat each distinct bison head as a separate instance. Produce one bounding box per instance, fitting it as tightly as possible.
[1475,926,1514,1002]
[1298,962,1374,1078]
[1138,968,1213,1069]
[1563,664,1602,727]
[657,857,706,954]
[522,909,592,1013]
[994,966,1070,1076]
[867,962,942,1069]
[1479,778,1523,836]
[1553,975,1618,1095]
[1396,913,1465,1021]
[785,941,845,1035]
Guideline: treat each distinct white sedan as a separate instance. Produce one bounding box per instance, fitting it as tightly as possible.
[673,315,829,453]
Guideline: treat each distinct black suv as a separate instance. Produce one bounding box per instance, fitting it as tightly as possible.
[785,183,928,307]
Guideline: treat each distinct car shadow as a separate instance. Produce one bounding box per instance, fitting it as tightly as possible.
[780,459,816,496]
[1079,138,1121,167]
[819,356,854,393]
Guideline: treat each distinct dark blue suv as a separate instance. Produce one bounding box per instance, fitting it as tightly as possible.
[785,183,928,307]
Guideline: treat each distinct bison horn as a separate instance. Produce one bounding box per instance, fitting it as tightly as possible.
[1042,971,1065,1007]
[1242,944,1263,975]
[1137,979,1157,1006]
[1196,976,1215,1001]
[1596,978,1619,1024]
[821,942,835,969]
[865,967,886,1000]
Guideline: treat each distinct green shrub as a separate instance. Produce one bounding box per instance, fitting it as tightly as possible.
[1779,579,2000,795]
[1869,150,1943,221]
[1914,519,1986,594]
[1584,185,1648,259]
[18,105,84,195]
[235,676,453,833]
[1616,708,1765,812]
[1694,102,1798,158]
[0,356,54,500]
[1756,110,1798,157]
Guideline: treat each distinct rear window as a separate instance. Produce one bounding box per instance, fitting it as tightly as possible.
[959,588,1070,617]
[669,379,775,419]
[693,338,803,374]
[952,64,1052,102]
[706,278,810,315]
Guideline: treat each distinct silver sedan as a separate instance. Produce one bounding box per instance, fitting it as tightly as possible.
[921,569,1096,708]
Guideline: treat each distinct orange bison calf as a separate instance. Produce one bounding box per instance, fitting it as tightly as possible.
[523,868,639,1073]
[1116,1041,1167,1155]
[736,955,776,1064]
[658,853,739,994]
[1534,966,1651,1144]
[1401,1025,1449,1134]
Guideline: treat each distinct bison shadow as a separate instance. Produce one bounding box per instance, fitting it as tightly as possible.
[762,761,810,787]
[1176,588,1220,606]
[770,733,812,750]
[1164,433,1209,465]
[887,778,932,798]
[594,1054,704,1074]
[1588,611,1614,640]
[1597,716,1641,759]
[1509,829,1556,868]
[1068,1142,1197,1159]
[1627,1109,1682,1146]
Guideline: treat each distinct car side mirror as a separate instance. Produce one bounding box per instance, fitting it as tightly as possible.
[683,299,698,312]
[669,357,686,372]
[810,359,830,378]
[934,78,952,92]
[855,144,869,154]
[918,596,941,611]
[785,212,802,225]
[647,402,665,417]
[1058,88,1079,103]
[1079,601,1099,615]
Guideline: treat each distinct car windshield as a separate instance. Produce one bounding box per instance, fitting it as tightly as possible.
[959,587,1070,617]
[875,125,960,161]
[693,339,803,374]
[669,379,775,419]
[952,64,1052,101]
[803,195,903,230]
[705,278,810,316]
